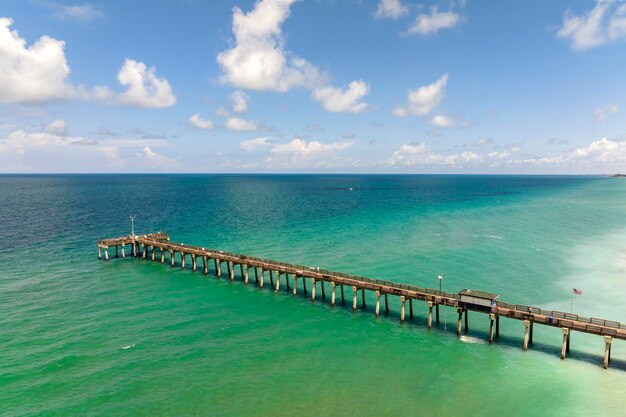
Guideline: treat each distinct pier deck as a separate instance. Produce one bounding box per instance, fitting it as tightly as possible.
[98,232,625,369]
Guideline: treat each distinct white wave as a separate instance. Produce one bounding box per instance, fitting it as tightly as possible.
[122,344,136,350]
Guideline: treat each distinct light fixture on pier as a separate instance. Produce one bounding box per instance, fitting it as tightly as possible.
[130,215,136,237]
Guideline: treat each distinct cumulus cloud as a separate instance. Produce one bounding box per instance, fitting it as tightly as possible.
[230,90,250,113]
[393,74,448,117]
[215,106,230,117]
[117,59,176,108]
[239,136,275,151]
[558,0,626,50]
[509,138,626,167]
[217,0,369,113]
[374,0,409,20]
[312,81,370,113]
[408,8,460,35]
[133,146,179,168]
[53,3,104,24]
[44,119,67,135]
[225,117,262,131]
[271,138,353,154]
[0,18,175,108]
[217,0,321,92]
[389,142,481,167]
[429,114,469,129]
[189,113,214,130]
[594,104,619,122]
[0,17,74,103]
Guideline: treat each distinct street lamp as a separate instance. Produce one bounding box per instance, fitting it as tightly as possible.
[130,215,136,237]
[437,273,443,292]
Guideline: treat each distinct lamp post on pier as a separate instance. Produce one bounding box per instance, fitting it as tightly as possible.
[438,273,443,292]
[130,215,136,237]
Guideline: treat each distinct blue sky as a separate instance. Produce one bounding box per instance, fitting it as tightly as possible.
[1,0,625,173]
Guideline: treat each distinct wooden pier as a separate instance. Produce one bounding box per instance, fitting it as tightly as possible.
[98,232,625,370]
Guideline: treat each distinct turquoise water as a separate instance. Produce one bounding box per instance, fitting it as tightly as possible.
[1,174,625,416]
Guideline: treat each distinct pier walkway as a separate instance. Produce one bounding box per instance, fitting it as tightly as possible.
[98,232,625,370]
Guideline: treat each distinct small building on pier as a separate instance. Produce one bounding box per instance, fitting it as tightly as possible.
[458,289,499,313]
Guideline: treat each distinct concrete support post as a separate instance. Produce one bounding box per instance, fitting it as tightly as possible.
[385,294,389,314]
[254,267,259,283]
[529,321,534,345]
[496,316,500,338]
[122,245,126,259]
[523,320,530,351]
[428,301,433,329]
[244,266,249,284]
[311,279,316,301]
[352,286,358,311]
[457,309,463,336]
[170,250,175,267]
[321,280,326,300]
[375,291,381,317]
[566,331,571,353]
[216,260,221,278]
[160,248,165,263]
[116,246,119,258]
[604,336,612,369]
[98,247,102,260]
[331,282,336,306]
[293,276,298,295]
[105,248,109,262]
[143,245,147,259]
[488,314,495,343]
[269,271,274,287]
[181,253,185,269]
[464,309,469,333]
[409,299,413,319]
[561,328,570,359]
[192,255,197,272]
[400,296,406,322]
[286,273,290,290]
[259,269,264,288]
[275,271,281,293]
[203,257,208,274]
[361,289,366,309]
[302,276,307,293]
[240,264,245,280]
[341,285,345,303]
[228,261,234,281]
[151,246,155,261]
[436,304,440,323]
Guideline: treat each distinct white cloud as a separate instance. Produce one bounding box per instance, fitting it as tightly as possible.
[230,90,250,113]
[225,117,262,131]
[393,74,448,117]
[408,8,460,35]
[217,0,321,92]
[389,142,481,167]
[53,4,104,24]
[239,136,275,151]
[44,119,67,135]
[189,113,214,130]
[558,0,626,50]
[215,106,230,117]
[117,59,176,108]
[0,18,175,108]
[216,0,369,113]
[0,17,73,103]
[375,0,409,20]
[271,138,353,154]
[429,114,469,129]
[312,81,370,113]
[475,137,494,146]
[133,146,179,168]
[594,104,619,122]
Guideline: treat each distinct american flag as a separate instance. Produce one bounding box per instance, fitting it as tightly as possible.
[573,288,583,295]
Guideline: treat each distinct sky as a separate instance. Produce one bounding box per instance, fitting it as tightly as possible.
[0,0,625,173]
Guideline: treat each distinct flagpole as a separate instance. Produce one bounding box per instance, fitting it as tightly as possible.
[570,290,574,314]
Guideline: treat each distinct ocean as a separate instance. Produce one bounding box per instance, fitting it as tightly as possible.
[1,174,625,417]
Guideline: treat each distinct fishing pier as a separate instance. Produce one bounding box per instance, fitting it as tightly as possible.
[98,232,625,370]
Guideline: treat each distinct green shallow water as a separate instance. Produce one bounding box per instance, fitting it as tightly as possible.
[1,174,625,416]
